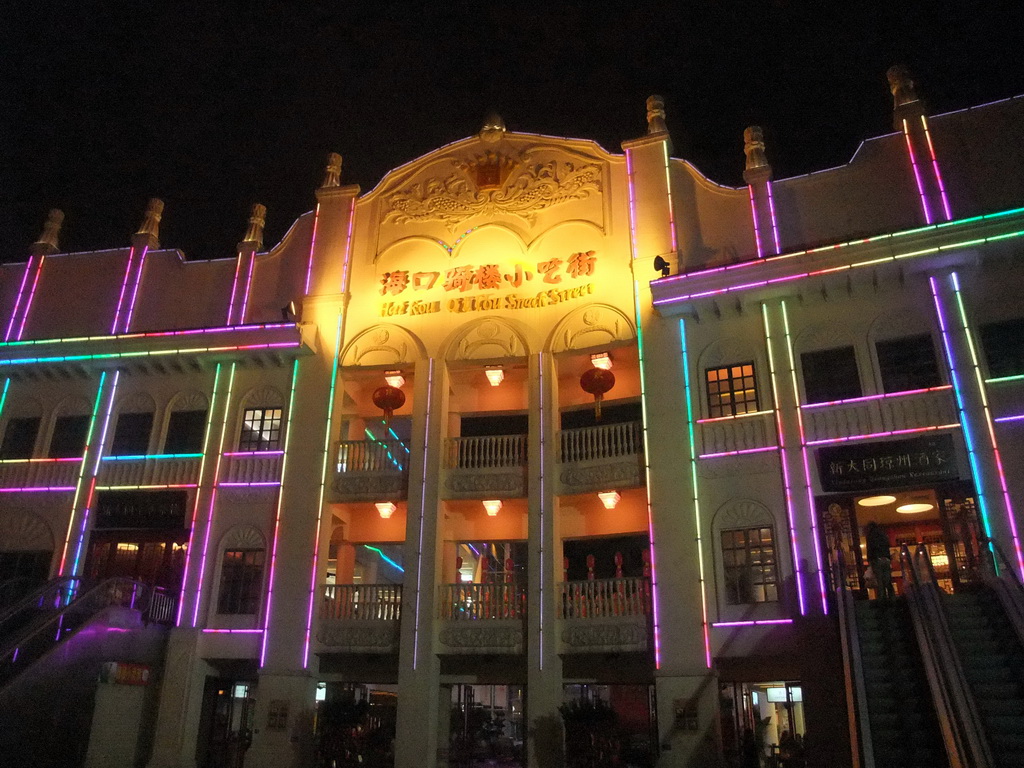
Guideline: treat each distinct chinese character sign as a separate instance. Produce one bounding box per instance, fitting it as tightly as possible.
[816,434,959,493]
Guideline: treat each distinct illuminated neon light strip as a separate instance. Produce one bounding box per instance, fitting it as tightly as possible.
[15,255,48,340]
[711,619,794,628]
[58,373,108,575]
[192,363,237,626]
[781,302,827,614]
[120,245,151,333]
[761,305,807,615]
[0,322,298,349]
[437,226,480,254]
[805,423,960,447]
[111,246,140,334]
[237,253,257,325]
[221,450,285,458]
[696,409,774,424]
[929,277,997,548]
[364,545,404,573]
[0,341,301,367]
[988,374,1024,384]
[176,363,222,625]
[949,272,1023,575]
[698,445,779,459]
[339,197,356,292]
[626,146,665,669]
[921,116,953,221]
[663,142,678,253]
[71,371,122,575]
[411,359,434,670]
[903,118,933,224]
[766,180,782,255]
[0,456,80,464]
[678,319,711,667]
[748,186,765,259]
[219,482,280,488]
[202,628,264,634]
[226,250,245,324]
[303,311,344,668]
[5,258,36,341]
[0,486,76,493]
[538,352,546,668]
[801,385,952,409]
[96,484,199,491]
[304,202,322,295]
[0,378,9,418]
[260,359,301,667]
[653,206,1024,289]
[102,453,203,462]
[363,428,404,470]
[994,414,1024,423]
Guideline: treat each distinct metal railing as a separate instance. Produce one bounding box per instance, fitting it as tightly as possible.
[559,421,643,463]
[439,583,526,620]
[981,538,1024,663]
[557,577,651,619]
[444,435,526,470]
[336,440,408,473]
[320,584,402,621]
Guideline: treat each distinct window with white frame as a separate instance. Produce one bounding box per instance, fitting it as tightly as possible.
[705,363,759,418]
[239,407,283,452]
[721,526,778,604]
[217,549,265,615]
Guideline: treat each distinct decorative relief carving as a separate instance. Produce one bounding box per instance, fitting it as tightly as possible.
[244,385,285,408]
[444,472,526,495]
[795,321,855,354]
[384,156,602,231]
[334,474,409,498]
[559,461,641,489]
[561,622,647,648]
[342,325,424,368]
[0,509,54,551]
[714,499,774,530]
[698,338,758,373]
[449,319,526,361]
[438,625,522,649]
[170,390,210,411]
[119,391,157,413]
[549,304,636,354]
[222,524,266,550]
[318,623,398,649]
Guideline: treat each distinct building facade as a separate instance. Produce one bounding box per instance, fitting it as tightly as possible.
[1,68,1024,767]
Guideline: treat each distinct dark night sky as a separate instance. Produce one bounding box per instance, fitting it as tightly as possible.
[3,2,1024,263]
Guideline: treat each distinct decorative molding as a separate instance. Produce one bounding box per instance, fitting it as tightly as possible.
[341,325,424,368]
[447,318,528,362]
[438,624,523,649]
[559,461,641,489]
[221,524,266,550]
[697,337,759,373]
[444,471,526,495]
[713,499,775,530]
[0,509,54,551]
[333,473,409,498]
[384,156,602,231]
[549,304,636,354]
[317,622,398,649]
[560,621,647,648]
[243,385,285,408]
[795,320,856,354]
[169,390,210,412]
[119,391,157,413]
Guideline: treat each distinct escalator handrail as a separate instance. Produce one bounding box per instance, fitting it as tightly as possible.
[0,577,152,665]
[902,544,992,768]
[829,545,873,768]
[979,537,1024,660]
[0,576,87,634]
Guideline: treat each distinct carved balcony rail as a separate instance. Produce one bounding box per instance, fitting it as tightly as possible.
[98,456,202,488]
[557,577,652,619]
[801,387,958,444]
[0,458,80,489]
[559,421,642,463]
[220,452,285,485]
[439,583,527,620]
[444,435,527,470]
[698,411,776,456]
[320,584,402,621]
[335,440,409,474]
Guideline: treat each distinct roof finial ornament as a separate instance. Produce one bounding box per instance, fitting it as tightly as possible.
[742,126,772,183]
[322,153,342,188]
[480,111,506,144]
[135,198,164,248]
[887,65,926,129]
[242,204,267,250]
[646,95,667,134]
[33,209,64,255]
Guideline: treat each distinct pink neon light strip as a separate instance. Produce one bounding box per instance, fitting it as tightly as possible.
[712,619,794,628]
[805,423,960,447]
[304,202,321,295]
[226,250,245,324]
[120,245,151,333]
[0,486,76,492]
[0,322,298,349]
[5,257,36,341]
[698,445,778,459]
[201,628,264,634]
[237,253,257,325]
[222,450,285,457]
[748,186,765,259]
[95,484,198,491]
[219,481,280,488]
[902,118,933,225]
[801,385,952,409]
[0,457,81,464]
[697,409,773,424]
[111,246,138,334]
[766,180,782,255]
[15,255,47,341]
[920,116,953,221]
[762,305,807,616]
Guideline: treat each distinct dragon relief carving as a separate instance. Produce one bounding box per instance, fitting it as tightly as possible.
[385,157,602,230]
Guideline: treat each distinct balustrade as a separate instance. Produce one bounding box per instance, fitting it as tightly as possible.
[335,440,408,474]
[0,458,80,490]
[320,583,402,621]
[557,577,651,619]
[98,456,203,488]
[444,435,526,470]
[559,421,642,463]
[439,583,526,620]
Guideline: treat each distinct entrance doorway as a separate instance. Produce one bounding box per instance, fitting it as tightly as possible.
[315,683,397,768]
[197,678,256,768]
[721,681,805,768]
[562,684,656,767]
[84,530,187,591]
[449,684,524,768]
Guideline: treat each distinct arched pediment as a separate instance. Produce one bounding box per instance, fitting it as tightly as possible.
[794,320,856,354]
[712,498,776,531]
[241,385,285,409]
[867,308,933,345]
[341,324,427,368]
[118,391,157,414]
[444,317,530,362]
[168,390,210,412]
[221,524,267,550]
[548,303,635,354]
[696,337,762,373]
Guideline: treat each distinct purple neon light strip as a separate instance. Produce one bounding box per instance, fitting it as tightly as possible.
[761,304,807,616]
[712,619,794,628]
[411,358,434,670]
[806,423,960,447]
[237,253,257,325]
[748,186,765,259]
[259,359,301,667]
[222,450,285,457]
[111,246,139,335]
[0,322,298,349]
[781,302,827,614]
[219,481,281,488]
[766,180,782,255]
[949,272,1023,576]
[801,385,952,409]
[176,363,222,626]
[995,414,1024,423]
[202,628,264,634]
[920,116,953,221]
[5,257,36,341]
[902,118,933,225]
[0,486,76,492]
[304,202,321,295]
[119,245,151,333]
[15,255,47,341]
[225,250,245,324]
[698,445,778,459]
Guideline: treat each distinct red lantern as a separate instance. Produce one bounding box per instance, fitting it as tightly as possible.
[372,385,406,425]
[580,368,615,421]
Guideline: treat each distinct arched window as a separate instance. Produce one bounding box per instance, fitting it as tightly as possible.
[216,525,267,616]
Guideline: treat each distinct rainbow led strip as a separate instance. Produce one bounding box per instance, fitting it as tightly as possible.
[102,453,203,462]
[411,358,434,670]
[696,409,774,424]
[5,253,47,341]
[805,423,960,447]
[903,118,933,224]
[766,180,782,255]
[800,385,952,409]
[920,116,953,221]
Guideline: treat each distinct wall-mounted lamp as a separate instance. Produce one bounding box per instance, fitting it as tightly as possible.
[598,490,621,509]
[485,366,504,387]
[482,499,503,517]
[590,352,613,370]
[384,370,405,388]
[375,501,397,519]
[280,301,298,321]
[653,255,671,278]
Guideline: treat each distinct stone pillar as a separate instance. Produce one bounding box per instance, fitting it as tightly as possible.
[394,357,448,768]
[146,629,211,768]
[526,352,563,768]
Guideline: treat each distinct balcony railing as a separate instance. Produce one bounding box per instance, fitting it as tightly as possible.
[0,458,80,490]
[444,435,526,470]
[439,583,527,620]
[336,440,408,473]
[557,577,652,619]
[320,583,402,621]
[560,421,642,463]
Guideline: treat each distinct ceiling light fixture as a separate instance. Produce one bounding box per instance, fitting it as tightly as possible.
[482,499,503,517]
[375,501,396,519]
[485,366,504,386]
[597,490,621,509]
[896,502,934,514]
[858,495,897,507]
[590,352,613,370]
[384,370,405,388]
